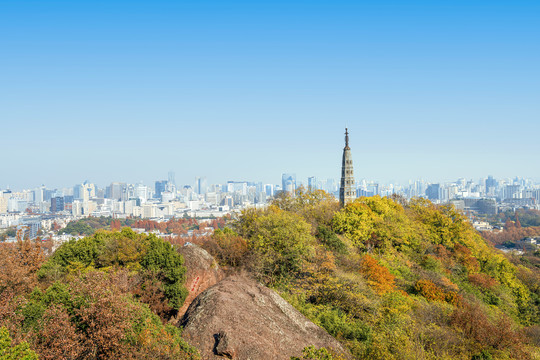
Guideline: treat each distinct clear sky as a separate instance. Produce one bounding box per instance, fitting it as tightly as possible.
[1,0,539,190]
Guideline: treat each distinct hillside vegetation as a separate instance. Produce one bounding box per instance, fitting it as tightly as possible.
[1,190,540,359]
[0,229,198,360]
[202,190,540,359]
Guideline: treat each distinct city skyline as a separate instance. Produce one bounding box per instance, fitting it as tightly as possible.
[2,172,539,196]
[0,172,540,192]
[2,1,540,188]
[2,170,540,193]
[2,170,539,230]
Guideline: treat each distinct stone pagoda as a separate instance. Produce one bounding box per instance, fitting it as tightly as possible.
[339,128,355,207]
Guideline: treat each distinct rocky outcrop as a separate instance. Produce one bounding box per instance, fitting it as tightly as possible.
[177,243,225,318]
[180,275,351,360]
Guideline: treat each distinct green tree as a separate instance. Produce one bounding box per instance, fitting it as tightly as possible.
[332,196,419,251]
[38,228,188,311]
[140,235,188,309]
[272,187,340,230]
[316,225,347,254]
[0,327,38,360]
[236,206,315,283]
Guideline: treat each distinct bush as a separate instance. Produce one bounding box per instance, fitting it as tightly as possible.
[317,308,370,342]
[468,273,498,290]
[359,255,395,294]
[451,302,523,352]
[237,206,315,284]
[140,236,188,309]
[0,240,45,297]
[317,226,347,254]
[471,350,493,360]
[19,271,199,360]
[272,187,340,230]
[291,345,346,360]
[38,229,188,312]
[415,280,461,306]
[0,326,38,360]
[206,228,248,267]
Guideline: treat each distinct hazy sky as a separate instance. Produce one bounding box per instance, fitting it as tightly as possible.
[1,0,539,190]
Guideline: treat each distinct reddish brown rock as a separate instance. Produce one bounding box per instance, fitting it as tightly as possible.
[180,275,351,360]
[177,243,225,318]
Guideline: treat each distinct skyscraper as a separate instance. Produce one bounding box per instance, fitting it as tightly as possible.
[168,171,176,186]
[73,181,95,202]
[426,183,442,200]
[109,182,126,201]
[281,173,296,195]
[155,180,168,199]
[308,176,318,191]
[339,128,355,206]
[51,196,64,212]
[195,177,207,195]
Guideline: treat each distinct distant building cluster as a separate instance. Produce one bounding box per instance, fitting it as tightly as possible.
[2,130,540,240]
[3,173,539,241]
[413,176,540,216]
[1,175,288,239]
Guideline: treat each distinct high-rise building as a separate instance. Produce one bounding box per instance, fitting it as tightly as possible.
[504,185,521,200]
[8,198,28,213]
[0,197,7,214]
[155,180,168,199]
[51,196,64,212]
[486,175,497,190]
[73,181,95,202]
[281,174,296,195]
[308,176,318,191]
[33,186,45,204]
[168,171,176,186]
[265,184,274,197]
[109,182,126,201]
[135,184,148,202]
[426,184,442,200]
[44,189,56,202]
[227,181,248,195]
[325,179,337,194]
[161,191,175,203]
[195,177,207,195]
[339,128,355,206]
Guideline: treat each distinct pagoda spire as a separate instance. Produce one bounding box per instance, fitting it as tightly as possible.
[340,128,355,207]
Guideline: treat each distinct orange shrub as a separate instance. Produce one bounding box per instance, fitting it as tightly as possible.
[468,273,498,289]
[451,302,526,354]
[359,255,395,294]
[453,244,480,273]
[415,279,461,306]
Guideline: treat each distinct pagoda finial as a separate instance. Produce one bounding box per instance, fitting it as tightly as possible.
[345,128,349,147]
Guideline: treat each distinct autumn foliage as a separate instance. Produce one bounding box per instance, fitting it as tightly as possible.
[450,302,527,357]
[200,228,248,268]
[468,273,498,290]
[0,232,198,360]
[482,224,540,245]
[358,255,395,294]
[2,191,540,359]
[255,192,539,359]
[415,279,461,306]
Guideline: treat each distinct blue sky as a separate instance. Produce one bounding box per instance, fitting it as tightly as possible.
[1,0,539,190]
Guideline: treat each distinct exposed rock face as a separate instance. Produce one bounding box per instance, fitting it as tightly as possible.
[180,275,351,360]
[177,243,225,318]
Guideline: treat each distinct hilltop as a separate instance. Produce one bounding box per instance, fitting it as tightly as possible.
[1,189,539,359]
[197,190,540,359]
